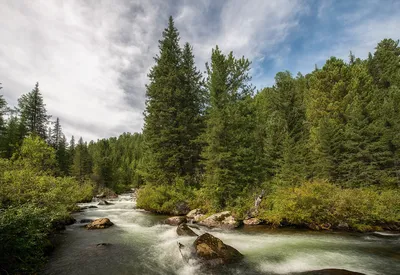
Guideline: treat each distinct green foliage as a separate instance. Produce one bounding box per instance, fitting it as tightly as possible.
[0,205,52,274]
[18,82,50,140]
[142,17,205,187]
[201,46,259,210]
[0,136,94,273]
[136,181,193,214]
[259,181,400,230]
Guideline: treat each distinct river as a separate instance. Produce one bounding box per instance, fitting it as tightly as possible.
[43,194,400,275]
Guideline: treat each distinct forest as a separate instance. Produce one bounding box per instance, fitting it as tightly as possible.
[0,16,399,273]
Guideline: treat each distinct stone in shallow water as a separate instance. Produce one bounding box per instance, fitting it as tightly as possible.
[85,218,114,229]
[199,211,240,229]
[177,223,198,236]
[243,218,263,225]
[193,233,243,266]
[165,216,186,226]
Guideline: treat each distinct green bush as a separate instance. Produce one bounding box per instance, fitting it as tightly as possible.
[136,179,194,214]
[0,205,52,274]
[259,181,400,230]
[0,136,95,273]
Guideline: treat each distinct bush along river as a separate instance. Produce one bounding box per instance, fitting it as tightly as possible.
[43,193,400,275]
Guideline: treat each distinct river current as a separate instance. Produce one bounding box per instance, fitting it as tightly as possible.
[43,194,400,275]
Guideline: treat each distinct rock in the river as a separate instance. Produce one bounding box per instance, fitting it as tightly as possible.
[96,192,106,198]
[51,215,76,230]
[193,233,243,266]
[88,205,98,209]
[243,218,263,225]
[187,209,205,223]
[172,201,191,215]
[80,219,94,224]
[85,218,114,229]
[98,200,113,206]
[297,269,365,275]
[199,211,240,229]
[177,223,198,236]
[165,216,187,226]
[335,222,350,230]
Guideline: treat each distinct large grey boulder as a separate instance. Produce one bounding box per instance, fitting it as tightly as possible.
[177,223,198,236]
[193,233,243,266]
[199,211,240,229]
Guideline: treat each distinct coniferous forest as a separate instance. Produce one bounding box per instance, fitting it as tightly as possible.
[0,16,399,274]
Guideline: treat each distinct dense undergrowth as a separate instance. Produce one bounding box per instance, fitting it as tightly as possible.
[0,136,93,274]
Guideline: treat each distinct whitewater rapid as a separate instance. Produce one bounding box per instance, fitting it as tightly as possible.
[44,194,400,275]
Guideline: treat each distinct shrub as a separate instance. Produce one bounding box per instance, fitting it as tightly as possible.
[259,181,400,230]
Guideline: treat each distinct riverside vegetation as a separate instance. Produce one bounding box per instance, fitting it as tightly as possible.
[0,16,399,273]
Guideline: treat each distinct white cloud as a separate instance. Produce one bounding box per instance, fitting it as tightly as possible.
[0,0,306,141]
[2,0,397,141]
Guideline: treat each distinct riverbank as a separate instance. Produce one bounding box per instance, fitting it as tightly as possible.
[136,181,400,233]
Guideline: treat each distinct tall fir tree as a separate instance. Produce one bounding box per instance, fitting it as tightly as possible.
[201,46,257,210]
[18,82,50,140]
[142,17,205,187]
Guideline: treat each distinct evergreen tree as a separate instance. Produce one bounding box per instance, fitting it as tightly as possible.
[142,17,205,186]
[18,82,50,140]
[71,137,92,181]
[201,46,256,210]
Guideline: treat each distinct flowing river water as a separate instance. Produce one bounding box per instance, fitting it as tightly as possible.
[44,194,400,275]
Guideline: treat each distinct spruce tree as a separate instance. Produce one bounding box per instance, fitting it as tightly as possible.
[18,82,50,140]
[143,17,204,186]
[202,46,256,210]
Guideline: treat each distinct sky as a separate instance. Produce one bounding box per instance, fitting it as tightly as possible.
[0,0,399,141]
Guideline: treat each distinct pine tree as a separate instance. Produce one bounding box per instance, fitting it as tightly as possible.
[202,46,256,210]
[143,17,205,186]
[51,118,62,149]
[71,137,92,181]
[18,82,50,140]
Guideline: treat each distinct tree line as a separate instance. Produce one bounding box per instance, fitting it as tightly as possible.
[137,17,399,227]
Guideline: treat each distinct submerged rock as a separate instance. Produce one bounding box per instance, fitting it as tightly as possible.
[177,223,198,236]
[243,218,263,225]
[98,200,113,206]
[85,218,114,229]
[199,211,240,229]
[165,216,187,226]
[88,205,98,209]
[193,233,243,266]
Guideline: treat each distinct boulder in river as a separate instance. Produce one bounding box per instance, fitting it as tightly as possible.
[177,223,198,236]
[193,233,243,266]
[165,216,187,226]
[96,192,106,198]
[335,222,350,230]
[187,209,205,223]
[98,200,113,206]
[85,218,114,229]
[88,205,98,209]
[199,211,240,229]
[172,201,191,215]
[243,218,263,225]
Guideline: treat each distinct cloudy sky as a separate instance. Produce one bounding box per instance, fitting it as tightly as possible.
[1,0,399,141]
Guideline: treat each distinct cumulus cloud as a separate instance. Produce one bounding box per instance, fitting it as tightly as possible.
[0,0,399,141]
